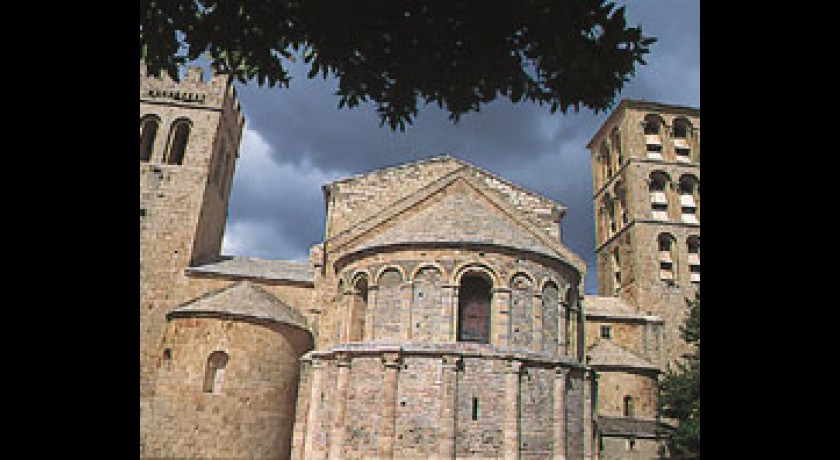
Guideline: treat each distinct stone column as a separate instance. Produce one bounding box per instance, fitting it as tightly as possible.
[438,354,461,459]
[401,280,413,340]
[553,366,568,460]
[582,368,594,459]
[302,358,328,460]
[503,359,522,460]
[441,284,457,342]
[532,291,543,352]
[365,284,378,340]
[378,351,402,459]
[493,287,513,346]
[328,353,351,459]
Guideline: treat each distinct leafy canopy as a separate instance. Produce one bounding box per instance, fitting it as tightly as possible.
[140,0,656,130]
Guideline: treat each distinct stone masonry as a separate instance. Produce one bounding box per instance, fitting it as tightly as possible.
[141,65,700,459]
[584,99,700,459]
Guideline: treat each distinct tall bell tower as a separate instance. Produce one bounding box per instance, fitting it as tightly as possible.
[139,63,245,396]
[587,99,700,366]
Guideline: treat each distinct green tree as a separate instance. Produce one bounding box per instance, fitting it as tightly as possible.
[658,290,701,457]
[140,0,655,130]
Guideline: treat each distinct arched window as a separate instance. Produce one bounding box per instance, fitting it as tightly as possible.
[658,233,677,285]
[165,119,191,165]
[643,114,665,159]
[603,194,616,236]
[672,117,693,163]
[457,273,492,344]
[649,172,670,221]
[623,395,635,417]
[203,350,229,394]
[615,181,628,226]
[600,141,612,180]
[375,268,404,339]
[348,275,368,342]
[612,247,622,294]
[687,236,700,285]
[139,115,159,162]
[611,127,623,168]
[679,175,700,224]
[510,273,534,347]
[541,281,560,354]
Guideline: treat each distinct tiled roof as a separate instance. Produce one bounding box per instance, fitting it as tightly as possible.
[584,295,662,323]
[586,339,658,372]
[186,256,314,285]
[598,416,674,438]
[167,281,309,331]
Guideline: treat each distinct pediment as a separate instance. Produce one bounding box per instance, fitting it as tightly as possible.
[332,172,582,269]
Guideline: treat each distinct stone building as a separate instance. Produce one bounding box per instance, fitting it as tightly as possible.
[139,64,599,459]
[584,99,700,458]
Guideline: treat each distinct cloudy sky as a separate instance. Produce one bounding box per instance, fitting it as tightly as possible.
[219,1,700,295]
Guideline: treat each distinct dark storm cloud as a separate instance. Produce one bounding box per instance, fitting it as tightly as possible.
[221,0,700,294]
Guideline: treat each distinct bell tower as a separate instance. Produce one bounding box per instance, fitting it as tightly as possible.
[139,63,245,396]
[587,99,700,366]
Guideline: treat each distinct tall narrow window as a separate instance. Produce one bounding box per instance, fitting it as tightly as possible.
[139,115,159,162]
[644,115,664,159]
[679,176,700,224]
[611,127,623,168]
[658,234,677,285]
[615,181,628,227]
[672,118,693,163]
[612,247,622,294]
[203,350,229,394]
[687,236,700,285]
[457,274,492,344]
[165,119,191,165]
[649,172,669,221]
[601,142,612,180]
[541,281,559,353]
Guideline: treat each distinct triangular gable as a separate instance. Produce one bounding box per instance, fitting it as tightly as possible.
[167,281,310,331]
[329,169,584,271]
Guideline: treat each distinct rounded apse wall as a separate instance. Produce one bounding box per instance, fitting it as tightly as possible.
[143,316,313,459]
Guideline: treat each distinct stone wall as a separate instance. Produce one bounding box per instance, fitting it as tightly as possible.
[141,317,312,458]
[292,345,591,459]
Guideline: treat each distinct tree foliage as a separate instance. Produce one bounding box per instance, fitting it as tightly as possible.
[658,290,701,457]
[140,0,656,130]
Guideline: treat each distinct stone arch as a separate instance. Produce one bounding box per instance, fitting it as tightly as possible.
[451,261,500,288]
[373,267,404,340]
[347,272,369,342]
[509,271,536,348]
[140,114,160,162]
[164,118,192,165]
[375,264,407,285]
[540,279,561,354]
[409,261,447,282]
[411,265,444,341]
[456,271,493,344]
[203,350,229,394]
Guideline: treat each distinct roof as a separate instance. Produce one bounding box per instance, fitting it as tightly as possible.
[585,339,659,372]
[186,256,314,285]
[328,160,586,273]
[167,281,310,331]
[598,416,674,439]
[584,296,662,323]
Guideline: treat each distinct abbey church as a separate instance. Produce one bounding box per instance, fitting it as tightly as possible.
[139,65,699,459]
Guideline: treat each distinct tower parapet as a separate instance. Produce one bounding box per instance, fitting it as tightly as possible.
[140,62,244,130]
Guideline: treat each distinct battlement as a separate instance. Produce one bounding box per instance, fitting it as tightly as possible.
[140,61,243,118]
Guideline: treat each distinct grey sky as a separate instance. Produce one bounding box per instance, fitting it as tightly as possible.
[220,1,700,294]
